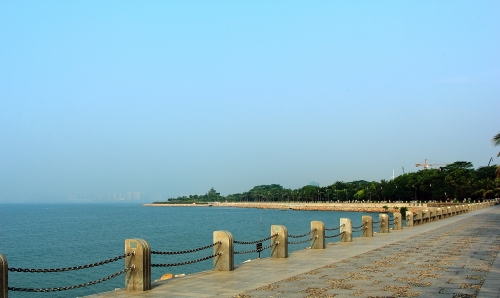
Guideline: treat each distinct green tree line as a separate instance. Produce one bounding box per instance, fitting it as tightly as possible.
[157,161,500,204]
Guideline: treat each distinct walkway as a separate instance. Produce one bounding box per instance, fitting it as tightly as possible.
[90,206,500,298]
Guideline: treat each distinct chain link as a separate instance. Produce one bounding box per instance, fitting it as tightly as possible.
[152,241,221,255]
[152,253,221,267]
[234,233,278,245]
[325,231,345,238]
[8,268,131,292]
[234,243,275,255]
[288,237,313,245]
[8,253,134,273]
[325,224,344,231]
[289,229,316,239]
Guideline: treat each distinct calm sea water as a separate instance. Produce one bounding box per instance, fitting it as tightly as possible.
[0,203,380,297]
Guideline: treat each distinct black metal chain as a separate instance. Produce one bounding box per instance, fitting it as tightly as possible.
[325,231,345,238]
[234,243,275,255]
[372,221,380,224]
[151,253,221,267]
[8,268,131,292]
[288,237,313,245]
[289,229,316,239]
[8,253,134,273]
[234,233,278,245]
[152,241,221,255]
[325,224,344,231]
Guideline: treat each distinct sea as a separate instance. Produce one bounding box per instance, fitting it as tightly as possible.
[0,203,381,298]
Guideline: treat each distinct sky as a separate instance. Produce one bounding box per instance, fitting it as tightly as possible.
[1,1,499,202]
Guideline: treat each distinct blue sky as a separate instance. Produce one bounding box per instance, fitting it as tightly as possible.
[1,1,499,202]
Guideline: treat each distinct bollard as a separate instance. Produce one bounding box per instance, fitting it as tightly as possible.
[311,221,325,249]
[406,211,414,227]
[213,231,234,271]
[379,214,389,233]
[1,253,7,298]
[362,216,373,237]
[422,210,429,223]
[125,239,151,292]
[393,212,402,230]
[340,218,352,242]
[428,208,435,222]
[414,210,422,225]
[271,225,288,258]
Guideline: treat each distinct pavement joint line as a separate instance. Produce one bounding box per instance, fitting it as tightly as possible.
[88,206,500,298]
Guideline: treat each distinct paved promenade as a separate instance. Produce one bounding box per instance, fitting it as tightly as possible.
[91,206,500,298]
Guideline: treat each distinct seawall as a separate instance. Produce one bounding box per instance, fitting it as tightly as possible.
[143,202,424,213]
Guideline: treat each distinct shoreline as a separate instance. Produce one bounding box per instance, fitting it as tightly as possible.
[143,202,425,213]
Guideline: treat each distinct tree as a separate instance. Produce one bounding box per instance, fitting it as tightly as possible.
[442,161,474,200]
[493,131,500,177]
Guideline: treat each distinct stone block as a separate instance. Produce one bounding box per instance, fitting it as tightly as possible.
[311,221,325,249]
[213,230,234,271]
[271,225,288,258]
[125,239,151,291]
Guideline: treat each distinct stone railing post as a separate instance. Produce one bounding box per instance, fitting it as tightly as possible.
[311,221,325,249]
[213,231,234,271]
[379,214,389,233]
[436,208,442,219]
[1,253,7,298]
[271,225,288,258]
[362,215,373,237]
[446,206,451,217]
[428,208,435,222]
[422,210,429,223]
[125,239,151,292]
[414,210,422,225]
[393,212,402,230]
[340,218,352,242]
[406,211,414,227]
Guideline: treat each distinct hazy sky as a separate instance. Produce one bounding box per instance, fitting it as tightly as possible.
[1,1,499,202]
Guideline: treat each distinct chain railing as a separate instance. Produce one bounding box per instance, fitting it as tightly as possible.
[289,229,315,239]
[325,224,344,231]
[234,233,277,245]
[234,243,277,255]
[325,231,344,238]
[152,253,221,267]
[151,241,221,255]
[8,253,134,273]
[7,253,134,293]
[233,234,278,255]
[151,240,222,267]
[8,268,131,293]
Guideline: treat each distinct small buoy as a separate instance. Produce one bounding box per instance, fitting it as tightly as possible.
[160,273,175,280]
